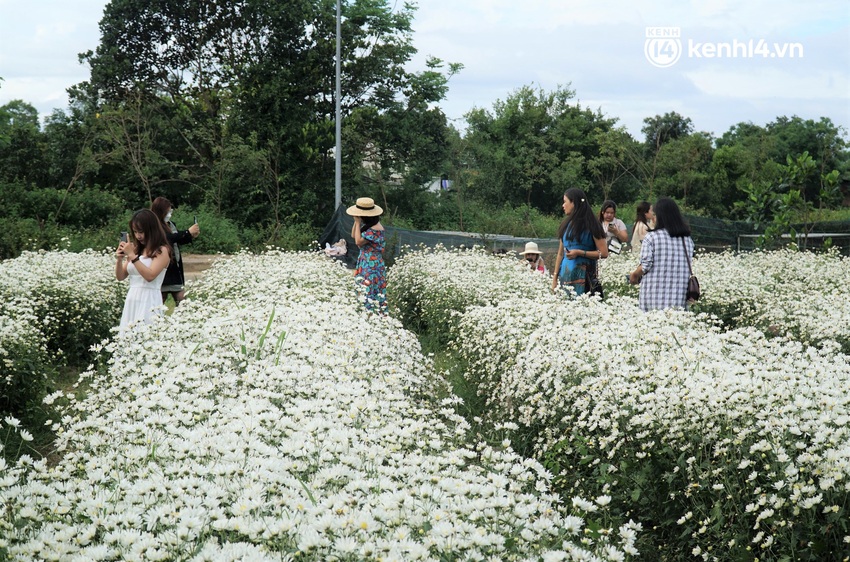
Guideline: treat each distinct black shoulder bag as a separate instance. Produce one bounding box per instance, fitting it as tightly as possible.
[683,238,700,302]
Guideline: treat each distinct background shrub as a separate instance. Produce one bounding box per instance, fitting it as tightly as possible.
[0,250,125,367]
[0,309,51,419]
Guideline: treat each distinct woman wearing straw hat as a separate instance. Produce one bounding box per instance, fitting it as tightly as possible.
[519,241,547,274]
[346,197,387,314]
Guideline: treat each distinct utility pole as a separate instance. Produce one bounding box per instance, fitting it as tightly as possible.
[334,0,342,210]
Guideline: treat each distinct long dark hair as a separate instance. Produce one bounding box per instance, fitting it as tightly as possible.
[597,200,617,223]
[558,188,605,242]
[360,214,381,230]
[129,209,172,258]
[635,201,651,226]
[652,197,691,237]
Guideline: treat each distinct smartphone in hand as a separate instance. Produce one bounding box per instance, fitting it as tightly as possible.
[120,231,128,243]
[194,215,198,224]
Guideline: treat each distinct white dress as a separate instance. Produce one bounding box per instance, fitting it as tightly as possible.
[119,255,167,331]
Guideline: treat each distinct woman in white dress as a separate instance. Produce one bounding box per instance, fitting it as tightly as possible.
[116,209,172,331]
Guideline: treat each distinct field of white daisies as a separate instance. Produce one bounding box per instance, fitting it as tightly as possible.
[1,249,638,562]
[1,246,848,561]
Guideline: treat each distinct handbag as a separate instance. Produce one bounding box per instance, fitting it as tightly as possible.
[682,238,700,302]
[608,237,622,255]
[584,260,604,299]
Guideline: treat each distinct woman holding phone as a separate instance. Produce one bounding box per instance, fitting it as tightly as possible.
[551,188,608,296]
[346,197,387,314]
[115,209,172,331]
[150,197,200,306]
[598,200,628,254]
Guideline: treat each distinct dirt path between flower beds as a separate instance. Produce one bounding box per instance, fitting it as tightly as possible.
[182,254,229,282]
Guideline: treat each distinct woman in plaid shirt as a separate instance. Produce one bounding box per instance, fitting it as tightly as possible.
[628,198,695,311]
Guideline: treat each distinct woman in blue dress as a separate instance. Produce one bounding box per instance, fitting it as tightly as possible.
[347,197,387,313]
[550,188,609,296]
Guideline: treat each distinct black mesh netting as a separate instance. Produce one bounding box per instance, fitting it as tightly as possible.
[319,205,850,268]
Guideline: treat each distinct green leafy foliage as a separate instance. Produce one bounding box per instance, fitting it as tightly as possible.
[462,84,625,211]
[63,0,458,233]
[736,151,846,249]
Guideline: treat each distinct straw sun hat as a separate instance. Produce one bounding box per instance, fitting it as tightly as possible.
[346,197,383,217]
[519,241,541,255]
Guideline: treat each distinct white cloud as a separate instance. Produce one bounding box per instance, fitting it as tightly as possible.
[0,77,72,109]
[686,67,849,100]
[1,0,847,139]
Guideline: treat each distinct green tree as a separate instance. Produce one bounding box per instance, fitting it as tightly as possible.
[339,57,461,223]
[462,84,618,213]
[586,126,644,203]
[717,117,849,211]
[737,151,843,248]
[0,99,39,135]
[641,111,694,148]
[652,132,714,209]
[0,100,45,186]
[641,111,694,199]
[766,116,849,204]
[75,0,458,238]
[712,122,785,218]
[92,92,174,204]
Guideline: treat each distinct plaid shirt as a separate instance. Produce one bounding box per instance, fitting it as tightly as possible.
[638,229,694,311]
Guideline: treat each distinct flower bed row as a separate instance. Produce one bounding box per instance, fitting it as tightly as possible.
[389,246,554,342]
[0,249,125,365]
[0,311,49,417]
[598,248,850,351]
[0,250,125,419]
[0,251,638,561]
[391,246,850,558]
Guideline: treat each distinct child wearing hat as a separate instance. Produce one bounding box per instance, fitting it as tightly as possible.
[519,241,547,274]
[347,197,387,314]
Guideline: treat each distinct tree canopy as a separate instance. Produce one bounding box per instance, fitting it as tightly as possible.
[64,0,459,232]
[0,1,847,254]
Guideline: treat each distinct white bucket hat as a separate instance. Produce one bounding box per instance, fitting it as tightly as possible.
[519,241,541,255]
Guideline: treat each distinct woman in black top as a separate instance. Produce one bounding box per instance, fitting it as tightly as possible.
[150,197,200,306]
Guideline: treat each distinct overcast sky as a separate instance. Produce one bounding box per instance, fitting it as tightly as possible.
[1,0,848,140]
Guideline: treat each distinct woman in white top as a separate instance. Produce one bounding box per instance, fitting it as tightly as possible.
[598,200,628,253]
[116,209,172,331]
[630,201,655,253]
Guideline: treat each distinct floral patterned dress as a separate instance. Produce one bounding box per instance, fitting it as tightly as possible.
[355,228,387,313]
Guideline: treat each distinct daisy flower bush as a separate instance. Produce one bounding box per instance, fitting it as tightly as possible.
[600,247,850,352]
[0,310,50,417]
[453,295,850,560]
[0,251,638,561]
[688,248,850,351]
[0,249,125,365]
[388,246,553,342]
[595,252,639,300]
